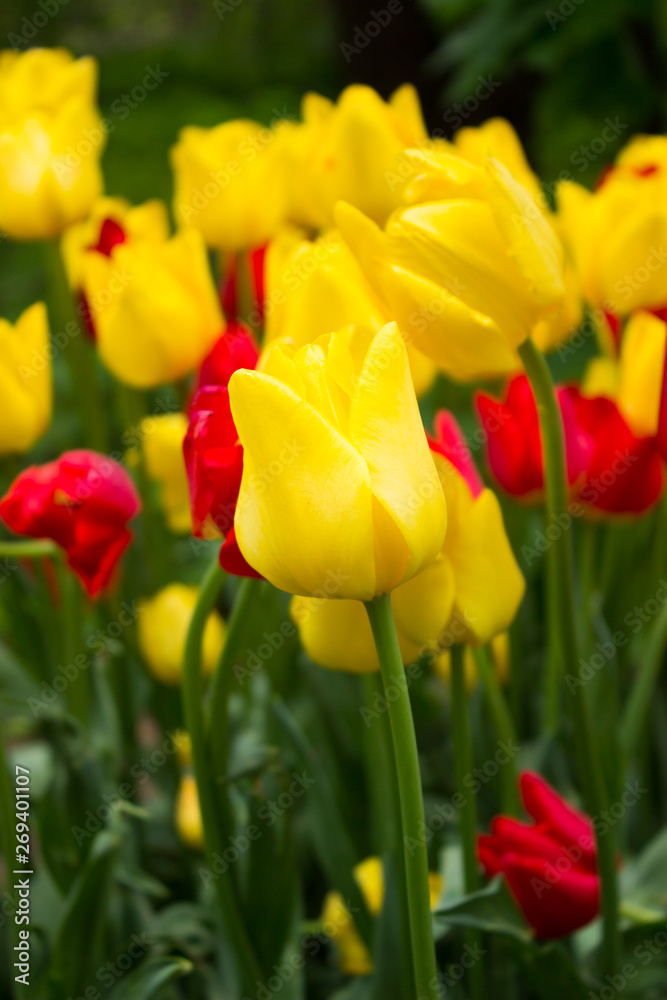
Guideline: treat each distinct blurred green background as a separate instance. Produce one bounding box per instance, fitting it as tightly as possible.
[3,0,667,322]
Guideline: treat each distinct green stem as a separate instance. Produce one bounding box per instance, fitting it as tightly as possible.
[450,644,486,1000]
[0,539,59,559]
[0,712,18,1000]
[43,240,109,453]
[364,595,438,1000]
[620,602,667,761]
[362,673,414,999]
[181,554,263,991]
[206,576,258,773]
[518,337,620,980]
[472,646,520,816]
[54,559,89,725]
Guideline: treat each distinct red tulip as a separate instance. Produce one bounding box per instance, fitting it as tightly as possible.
[191,320,259,400]
[478,772,599,939]
[565,388,665,515]
[184,386,261,579]
[428,410,484,498]
[475,375,592,501]
[0,450,140,598]
[221,244,266,324]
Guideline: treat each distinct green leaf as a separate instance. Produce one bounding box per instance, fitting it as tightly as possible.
[271,696,375,950]
[434,876,533,942]
[47,829,120,998]
[108,956,193,999]
[508,940,591,1000]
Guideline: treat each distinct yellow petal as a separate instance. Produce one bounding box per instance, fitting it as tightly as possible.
[349,322,447,584]
[229,370,377,599]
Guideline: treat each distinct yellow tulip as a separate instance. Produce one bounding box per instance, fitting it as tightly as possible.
[558,138,667,315]
[290,434,524,672]
[284,83,428,230]
[616,310,667,436]
[0,303,51,455]
[138,583,226,684]
[175,774,203,850]
[264,226,436,395]
[336,152,565,381]
[82,227,223,387]
[321,857,442,975]
[61,195,169,290]
[229,322,447,599]
[433,632,510,691]
[171,118,289,250]
[141,413,192,533]
[0,48,104,239]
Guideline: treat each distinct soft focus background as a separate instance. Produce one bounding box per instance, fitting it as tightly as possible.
[3,0,667,324]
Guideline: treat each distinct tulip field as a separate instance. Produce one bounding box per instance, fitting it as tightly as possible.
[2,17,667,1000]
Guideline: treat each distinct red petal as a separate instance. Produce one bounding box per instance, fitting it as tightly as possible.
[502,852,599,939]
[429,410,484,498]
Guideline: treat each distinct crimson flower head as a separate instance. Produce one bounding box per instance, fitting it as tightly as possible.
[475,375,592,502]
[0,450,140,598]
[184,324,261,578]
[191,320,259,400]
[566,388,665,515]
[478,771,599,939]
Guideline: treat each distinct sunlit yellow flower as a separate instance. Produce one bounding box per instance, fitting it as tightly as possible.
[82,227,223,387]
[321,857,442,975]
[264,226,436,395]
[337,151,565,380]
[175,774,203,850]
[138,583,225,684]
[284,83,428,230]
[229,323,447,599]
[558,137,667,315]
[0,303,51,455]
[0,48,105,239]
[581,309,666,438]
[290,423,524,672]
[61,195,169,290]
[171,118,289,250]
[141,413,192,533]
[433,631,510,691]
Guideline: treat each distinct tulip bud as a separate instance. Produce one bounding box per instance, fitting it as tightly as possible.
[138,583,226,685]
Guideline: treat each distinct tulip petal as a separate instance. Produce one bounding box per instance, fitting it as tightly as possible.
[391,555,456,650]
[484,157,564,307]
[502,853,599,939]
[436,455,525,645]
[349,322,446,584]
[229,369,376,598]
